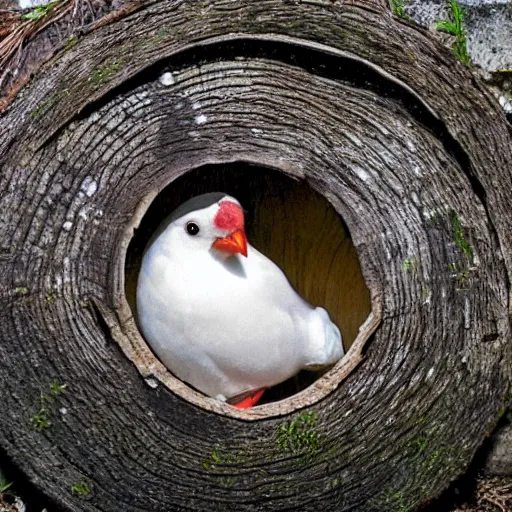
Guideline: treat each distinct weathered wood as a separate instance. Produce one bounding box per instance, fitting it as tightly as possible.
[0,1,511,511]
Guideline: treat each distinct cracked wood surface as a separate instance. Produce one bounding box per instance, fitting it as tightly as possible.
[0,1,511,511]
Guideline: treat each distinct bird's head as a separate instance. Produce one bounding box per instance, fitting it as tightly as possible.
[151,193,248,259]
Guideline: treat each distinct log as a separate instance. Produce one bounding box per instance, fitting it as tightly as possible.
[0,1,511,511]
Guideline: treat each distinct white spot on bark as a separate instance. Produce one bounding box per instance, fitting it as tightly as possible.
[195,114,207,125]
[81,176,98,197]
[174,102,184,110]
[406,140,416,152]
[63,257,71,283]
[188,131,200,138]
[60,407,68,415]
[145,378,158,389]
[353,167,370,182]
[499,96,512,114]
[192,102,201,110]
[159,72,175,86]
[251,128,263,134]
[78,207,89,221]
[413,166,422,177]
[62,221,73,231]
[423,208,438,221]
[347,134,363,148]
[464,297,471,329]
[427,367,434,379]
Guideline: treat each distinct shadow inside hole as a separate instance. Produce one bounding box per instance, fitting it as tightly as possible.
[126,163,371,403]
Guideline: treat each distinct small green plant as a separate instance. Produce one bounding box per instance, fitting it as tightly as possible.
[276,411,320,463]
[71,480,92,497]
[30,381,67,431]
[0,477,13,494]
[435,0,471,67]
[22,1,58,21]
[50,380,67,394]
[402,258,416,272]
[14,287,28,294]
[30,401,51,431]
[46,290,55,305]
[447,261,470,289]
[408,437,427,453]
[451,213,473,260]
[390,0,409,18]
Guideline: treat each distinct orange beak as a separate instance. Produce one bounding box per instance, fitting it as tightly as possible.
[212,229,248,257]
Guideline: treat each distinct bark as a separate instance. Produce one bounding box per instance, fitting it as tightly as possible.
[0,1,511,511]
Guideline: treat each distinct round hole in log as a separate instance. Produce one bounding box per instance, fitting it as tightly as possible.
[123,162,372,408]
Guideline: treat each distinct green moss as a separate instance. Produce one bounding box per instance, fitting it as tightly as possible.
[202,447,246,469]
[371,487,410,512]
[407,437,427,453]
[276,411,320,463]
[64,35,78,52]
[284,21,305,29]
[45,290,55,305]
[14,287,28,294]
[30,83,71,119]
[92,59,125,85]
[402,258,416,272]
[436,0,471,67]
[451,213,473,260]
[329,476,343,489]
[71,480,92,497]
[30,99,52,119]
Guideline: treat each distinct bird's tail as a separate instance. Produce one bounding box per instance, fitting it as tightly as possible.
[303,307,344,370]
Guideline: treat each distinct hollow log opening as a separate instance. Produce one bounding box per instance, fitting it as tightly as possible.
[1,1,512,511]
[125,163,372,403]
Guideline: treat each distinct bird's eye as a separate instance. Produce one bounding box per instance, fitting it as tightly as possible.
[186,222,200,236]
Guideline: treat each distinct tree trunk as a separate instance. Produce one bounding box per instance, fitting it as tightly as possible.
[1,1,511,511]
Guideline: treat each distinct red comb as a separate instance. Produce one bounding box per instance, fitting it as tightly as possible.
[214,201,244,232]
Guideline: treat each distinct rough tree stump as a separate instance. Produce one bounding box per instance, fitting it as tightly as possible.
[0,1,511,511]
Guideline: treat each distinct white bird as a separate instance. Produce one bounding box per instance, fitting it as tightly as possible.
[136,193,344,408]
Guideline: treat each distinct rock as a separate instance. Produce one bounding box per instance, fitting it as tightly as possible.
[405,0,512,72]
[483,412,512,476]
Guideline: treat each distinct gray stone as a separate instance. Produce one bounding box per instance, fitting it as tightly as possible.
[483,413,512,476]
[405,1,512,72]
